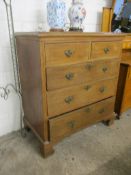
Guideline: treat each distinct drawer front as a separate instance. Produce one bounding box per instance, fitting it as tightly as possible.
[45,42,90,65]
[49,97,115,143]
[123,41,131,49]
[47,78,117,117]
[46,59,120,90]
[91,41,122,59]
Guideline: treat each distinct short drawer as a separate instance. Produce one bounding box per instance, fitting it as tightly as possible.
[49,97,115,143]
[47,78,117,117]
[123,41,131,49]
[91,41,122,59]
[46,59,120,90]
[45,42,90,65]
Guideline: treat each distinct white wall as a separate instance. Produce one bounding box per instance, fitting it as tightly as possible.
[0,0,112,137]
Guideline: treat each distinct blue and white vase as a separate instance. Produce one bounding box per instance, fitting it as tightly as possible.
[47,0,66,31]
[68,0,86,31]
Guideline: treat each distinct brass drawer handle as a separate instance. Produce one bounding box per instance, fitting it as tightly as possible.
[67,120,76,129]
[99,86,105,93]
[65,96,74,104]
[64,50,73,57]
[84,85,91,91]
[65,72,74,80]
[99,108,105,114]
[104,48,110,54]
[85,63,94,70]
[102,67,108,72]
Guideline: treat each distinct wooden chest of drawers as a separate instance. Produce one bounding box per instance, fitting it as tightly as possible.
[16,32,124,157]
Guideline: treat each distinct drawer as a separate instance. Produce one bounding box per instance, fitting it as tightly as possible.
[46,59,120,90]
[45,42,90,65]
[47,78,117,117]
[91,41,122,59]
[49,97,115,143]
[123,41,131,49]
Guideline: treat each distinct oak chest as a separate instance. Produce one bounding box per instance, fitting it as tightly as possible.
[16,32,124,157]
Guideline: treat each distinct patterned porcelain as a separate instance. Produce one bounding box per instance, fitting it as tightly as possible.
[47,0,66,30]
[68,0,86,30]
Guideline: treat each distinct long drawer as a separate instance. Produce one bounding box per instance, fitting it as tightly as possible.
[46,59,120,90]
[49,97,115,143]
[47,78,117,117]
[45,42,90,65]
[91,41,122,59]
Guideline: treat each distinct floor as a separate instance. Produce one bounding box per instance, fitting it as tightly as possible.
[0,111,131,175]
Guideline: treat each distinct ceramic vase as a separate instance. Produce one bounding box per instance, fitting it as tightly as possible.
[47,0,66,31]
[68,0,86,31]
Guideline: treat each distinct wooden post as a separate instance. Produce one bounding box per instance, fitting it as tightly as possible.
[101,7,112,32]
